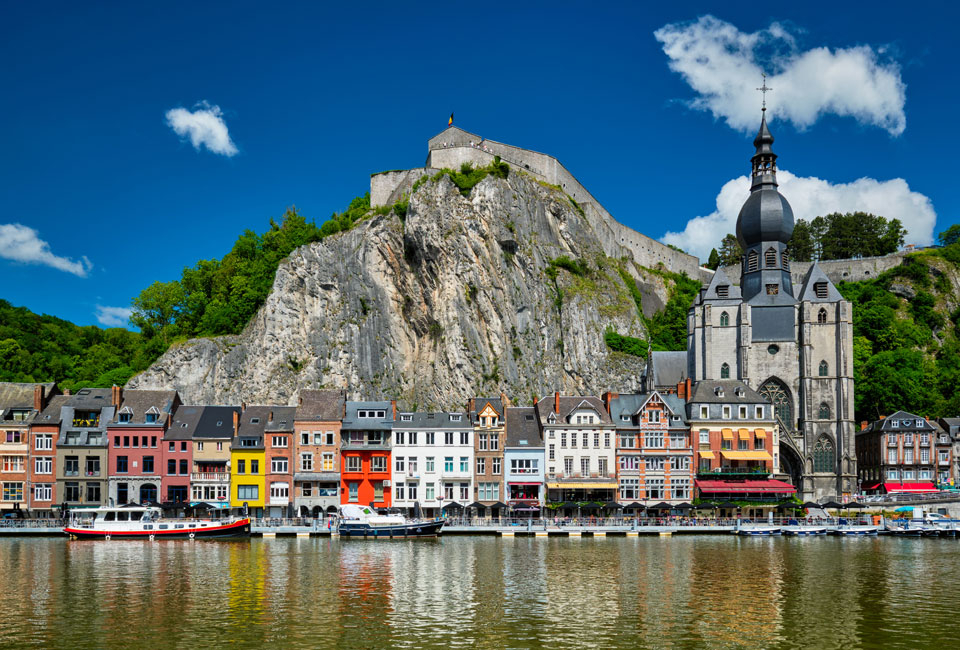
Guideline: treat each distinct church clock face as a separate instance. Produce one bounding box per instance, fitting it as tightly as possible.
[759,379,792,428]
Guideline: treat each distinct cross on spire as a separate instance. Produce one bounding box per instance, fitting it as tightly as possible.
[756,73,772,111]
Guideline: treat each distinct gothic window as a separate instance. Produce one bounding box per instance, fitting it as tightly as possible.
[720,311,729,327]
[818,308,827,324]
[765,247,777,268]
[819,402,831,419]
[759,378,792,427]
[747,250,759,272]
[720,363,730,379]
[813,435,835,473]
[819,360,829,377]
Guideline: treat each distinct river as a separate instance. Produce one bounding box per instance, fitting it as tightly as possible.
[0,536,955,649]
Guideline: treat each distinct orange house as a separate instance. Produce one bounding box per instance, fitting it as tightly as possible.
[340,401,394,508]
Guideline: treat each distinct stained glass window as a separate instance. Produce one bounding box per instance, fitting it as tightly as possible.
[759,379,792,426]
[813,436,835,473]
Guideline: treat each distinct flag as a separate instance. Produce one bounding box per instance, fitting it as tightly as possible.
[448,112,454,126]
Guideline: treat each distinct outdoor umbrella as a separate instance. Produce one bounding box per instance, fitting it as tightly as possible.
[802,501,821,509]
[442,501,463,511]
[648,502,673,511]
[466,501,486,511]
[490,502,509,510]
[623,502,645,511]
[603,501,623,510]
[694,502,716,510]
[894,506,914,513]
[820,500,845,510]
[580,502,600,511]
[717,501,740,510]
[673,502,695,510]
[845,502,866,509]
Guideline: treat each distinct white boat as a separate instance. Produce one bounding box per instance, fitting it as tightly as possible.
[734,525,781,536]
[831,525,879,536]
[63,506,250,540]
[783,526,827,536]
[337,504,443,538]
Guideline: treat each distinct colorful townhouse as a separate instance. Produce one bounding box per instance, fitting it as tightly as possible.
[265,406,296,518]
[537,393,617,508]
[469,396,506,517]
[857,411,946,495]
[391,410,472,517]
[185,405,238,509]
[29,392,69,517]
[0,383,56,515]
[293,390,345,518]
[503,406,544,517]
[106,387,180,506]
[230,406,269,517]
[936,417,960,488]
[687,380,793,518]
[340,401,394,508]
[54,388,116,509]
[606,387,692,507]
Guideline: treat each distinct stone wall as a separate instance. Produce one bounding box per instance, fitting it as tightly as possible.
[714,251,909,287]
[374,128,702,278]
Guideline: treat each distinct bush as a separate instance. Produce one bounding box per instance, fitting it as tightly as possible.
[604,329,647,357]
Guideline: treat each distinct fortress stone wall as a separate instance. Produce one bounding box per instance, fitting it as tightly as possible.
[715,250,909,287]
[371,126,702,278]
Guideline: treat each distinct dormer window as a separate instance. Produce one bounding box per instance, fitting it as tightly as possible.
[620,415,630,422]
[765,248,777,268]
[747,250,759,272]
[450,414,462,421]
[714,387,724,398]
[716,285,729,298]
[815,282,828,299]
[892,420,899,428]
[145,407,160,424]
[250,418,260,424]
[118,413,131,423]
[400,414,412,422]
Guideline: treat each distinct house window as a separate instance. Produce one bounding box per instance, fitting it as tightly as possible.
[116,456,128,473]
[738,438,749,451]
[722,406,731,419]
[699,429,709,445]
[238,485,258,500]
[35,434,52,451]
[395,482,405,501]
[581,432,588,448]
[395,456,405,472]
[721,438,732,450]
[1,456,24,473]
[644,431,663,448]
[34,483,52,502]
[738,406,747,419]
[720,311,729,327]
[700,406,709,419]
[301,453,313,471]
[492,458,501,475]
[348,482,358,501]
[444,457,454,472]
[270,458,288,473]
[649,410,661,424]
[604,432,611,448]
[819,360,829,377]
[373,482,384,501]
[619,478,639,500]
[323,453,334,471]
[580,458,590,477]
[755,437,765,450]
[645,479,663,500]
[346,456,361,472]
[477,457,486,474]
[620,456,640,471]
[371,456,386,473]
[34,457,52,474]
[425,457,435,473]
[273,436,288,448]
[818,308,827,324]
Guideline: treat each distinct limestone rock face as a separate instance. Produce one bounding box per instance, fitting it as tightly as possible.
[128,173,664,407]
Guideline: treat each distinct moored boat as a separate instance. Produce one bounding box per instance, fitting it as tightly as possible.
[783,526,827,536]
[337,504,444,538]
[734,525,781,536]
[831,525,879,536]
[63,506,250,540]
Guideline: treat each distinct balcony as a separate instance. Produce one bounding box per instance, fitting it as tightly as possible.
[341,437,391,450]
[697,466,770,477]
[192,472,230,482]
[72,418,100,428]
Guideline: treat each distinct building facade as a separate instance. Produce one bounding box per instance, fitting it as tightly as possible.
[340,401,394,508]
[469,397,505,516]
[857,412,946,495]
[294,390,344,518]
[184,405,238,509]
[0,383,55,515]
[29,393,68,516]
[55,388,115,509]
[687,111,855,500]
[265,406,296,518]
[391,410,472,517]
[230,406,268,517]
[504,406,544,517]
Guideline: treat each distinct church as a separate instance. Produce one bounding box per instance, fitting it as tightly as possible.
[686,109,856,501]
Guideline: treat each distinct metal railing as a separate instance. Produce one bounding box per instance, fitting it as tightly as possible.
[191,472,230,482]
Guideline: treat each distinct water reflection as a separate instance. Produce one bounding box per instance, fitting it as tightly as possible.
[0,536,959,648]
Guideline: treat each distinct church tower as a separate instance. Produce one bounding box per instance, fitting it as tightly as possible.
[688,105,856,500]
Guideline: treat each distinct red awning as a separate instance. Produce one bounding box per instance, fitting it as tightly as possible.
[696,479,797,494]
[883,482,938,493]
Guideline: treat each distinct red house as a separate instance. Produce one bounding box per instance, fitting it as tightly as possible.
[340,401,394,508]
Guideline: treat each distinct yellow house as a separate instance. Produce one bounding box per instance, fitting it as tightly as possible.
[229,406,271,517]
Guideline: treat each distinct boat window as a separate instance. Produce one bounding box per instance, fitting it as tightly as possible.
[175,524,184,529]
[143,524,153,530]
[189,524,196,528]
[158,524,169,530]
[104,512,116,521]
[117,512,129,521]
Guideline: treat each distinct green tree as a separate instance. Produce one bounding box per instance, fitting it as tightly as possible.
[788,219,814,262]
[718,233,743,267]
[706,248,721,270]
[810,216,827,260]
[130,281,185,342]
[938,224,960,247]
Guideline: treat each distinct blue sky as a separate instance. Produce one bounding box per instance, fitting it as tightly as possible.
[2,2,958,327]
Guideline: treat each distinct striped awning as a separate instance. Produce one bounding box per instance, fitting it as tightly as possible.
[720,450,773,461]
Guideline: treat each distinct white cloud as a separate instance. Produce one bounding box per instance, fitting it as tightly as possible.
[654,16,907,135]
[0,223,92,277]
[165,101,238,156]
[95,305,133,328]
[660,170,937,261]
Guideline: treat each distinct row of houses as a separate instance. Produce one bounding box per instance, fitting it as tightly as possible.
[0,381,956,519]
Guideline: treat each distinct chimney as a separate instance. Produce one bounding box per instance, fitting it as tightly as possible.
[686,377,692,399]
[111,385,122,409]
[861,421,868,431]
[166,412,172,428]
[269,411,274,423]
[533,394,539,408]
[233,410,240,435]
[603,392,617,414]
[33,385,44,413]
[879,415,886,420]
[500,392,508,408]
[469,398,475,413]
[554,391,560,414]
[241,401,247,412]
[391,400,397,421]
[676,380,686,400]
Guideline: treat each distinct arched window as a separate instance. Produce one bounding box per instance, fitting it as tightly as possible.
[720,311,729,327]
[818,308,827,324]
[819,402,831,419]
[720,362,730,379]
[747,250,759,272]
[139,484,157,504]
[819,360,829,377]
[765,247,777,268]
[759,378,793,427]
[813,435,835,473]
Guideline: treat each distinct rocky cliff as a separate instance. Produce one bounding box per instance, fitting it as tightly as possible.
[128,171,675,407]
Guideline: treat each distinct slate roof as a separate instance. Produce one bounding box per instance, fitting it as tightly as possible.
[0,382,55,414]
[341,401,394,431]
[264,406,297,432]
[66,388,113,409]
[32,395,70,425]
[394,411,470,429]
[535,395,613,425]
[938,418,960,438]
[190,406,241,440]
[296,390,345,422]
[234,406,274,442]
[167,405,207,441]
[608,393,688,426]
[112,390,179,425]
[646,351,688,388]
[699,267,742,303]
[798,263,844,302]
[688,380,766,404]
[468,397,504,421]
[861,411,939,435]
[505,407,541,448]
